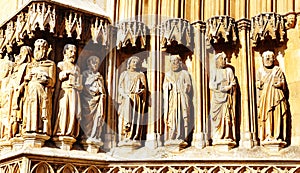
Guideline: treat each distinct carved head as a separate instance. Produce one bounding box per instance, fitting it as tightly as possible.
[63,44,77,63]
[215,52,226,69]
[34,39,48,61]
[285,13,296,29]
[170,55,182,72]
[127,56,140,71]
[262,50,275,68]
[87,56,100,72]
[16,46,32,64]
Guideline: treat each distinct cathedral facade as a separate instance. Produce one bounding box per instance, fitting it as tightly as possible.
[0,0,300,172]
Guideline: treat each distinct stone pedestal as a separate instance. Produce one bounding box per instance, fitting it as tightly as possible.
[0,139,12,152]
[117,140,142,152]
[22,133,50,148]
[10,137,24,150]
[81,139,103,153]
[53,136,76,150]
[164,139,188,152]
[212,139,236,152]
[261,140,287,152]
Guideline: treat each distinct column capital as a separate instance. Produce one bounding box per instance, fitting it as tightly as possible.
[236,18,251,31]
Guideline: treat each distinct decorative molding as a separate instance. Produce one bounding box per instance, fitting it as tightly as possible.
[205,16,237,46]
[251,13,285,47]
[1,158,300,173]
[160,18,192,48]
[116,21,148,50]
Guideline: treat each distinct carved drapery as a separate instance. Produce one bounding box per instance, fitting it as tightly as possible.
[205,16,237,47]
[116,21,148,50]
[0,1,110,53]
[251,13,285,47]
[160,18,192,49]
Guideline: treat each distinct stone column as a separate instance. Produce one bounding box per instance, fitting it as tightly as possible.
[237,19,257,148]
[104,26,118,150]
[145,26,161,150]
[191,21,207,148]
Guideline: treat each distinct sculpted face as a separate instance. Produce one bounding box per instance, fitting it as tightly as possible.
[216,54,226,69]
[64,45,76,63]
[128,58,139,71]
[88,56,100,72]
[170,56,181,71]
[262,51,274,68]
[34,43,47,61]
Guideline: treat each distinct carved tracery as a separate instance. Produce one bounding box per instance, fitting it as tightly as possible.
[116,21,148,50]
[206,16,237,46]
[160,18,192,49]
[251,13,285,47]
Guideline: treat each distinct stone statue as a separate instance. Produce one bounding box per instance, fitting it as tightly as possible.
[163,55,191,146]
[0,55,13,140]
[118,56,146,146]
[256,50,287,143]
[23,39,56,136]
[8,46,33,137]
[53,44,82,139]
[81,56,106,143]
[209,52,236,143]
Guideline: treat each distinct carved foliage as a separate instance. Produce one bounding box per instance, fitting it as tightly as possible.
[251,13,285,47]
[206,16,237,46]
[116,21,148,50]
[91,17,109,46]
[160,19,191,48]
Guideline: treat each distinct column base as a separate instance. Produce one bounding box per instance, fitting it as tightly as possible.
[192,133,206,149]
[22,133,50,148]
[53,136,76,150]
[213,139,236,151]
[261,140,286,152]
[239,131,254,148]
[81,138,103,153]
[104,133,112,150]
[145,133,161,149]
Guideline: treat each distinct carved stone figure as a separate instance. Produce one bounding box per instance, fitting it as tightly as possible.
[8,46,33,137]
[256,50,287,143]
[209,52,236,143]
[118,56,146,146]
[0,55,13,140]
[53,44,82,139]
[163,55,192,146]
[81,56,106,143]
[23,39,56,136]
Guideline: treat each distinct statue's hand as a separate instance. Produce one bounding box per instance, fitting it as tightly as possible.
[136,89,145,95]
[273,81,283,88]
[221,85,231,92]
[256,80,264,89]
